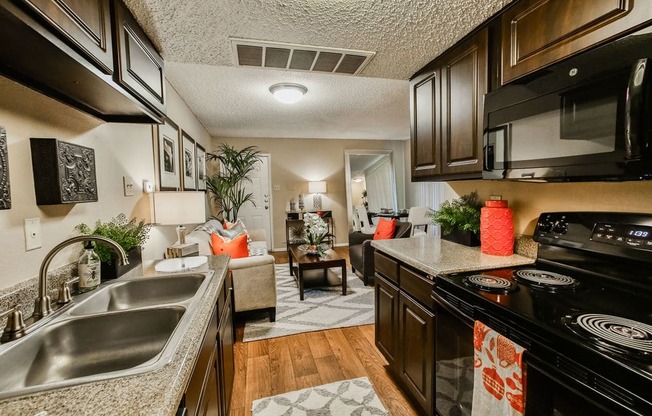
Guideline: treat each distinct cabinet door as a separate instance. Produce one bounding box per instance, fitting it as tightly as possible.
[440,29,487,177]
[502,0,652,84]
[399,292,435,416]
[217,292,235,416]
[375,275,399,369]
[410,70,441,179]
[184,305,218,416]
[112,0,165,115]
[20,0,113,73]
[201,348,220,416]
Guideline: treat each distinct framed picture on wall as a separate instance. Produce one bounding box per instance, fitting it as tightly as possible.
[0,125,11,209]
[157,118,181,190]
[182,131,196,190]
[196,143,206,191]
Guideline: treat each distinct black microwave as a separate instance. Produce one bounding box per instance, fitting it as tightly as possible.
[484,27,652,182]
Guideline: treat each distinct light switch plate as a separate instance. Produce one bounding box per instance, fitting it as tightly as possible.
[123,176,135,196]
[24,218,42,251]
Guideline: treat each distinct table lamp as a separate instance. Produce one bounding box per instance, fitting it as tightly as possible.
[308,181,327,210]
[152,191,206,246]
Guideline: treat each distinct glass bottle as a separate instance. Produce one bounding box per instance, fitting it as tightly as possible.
[78,241,101,292]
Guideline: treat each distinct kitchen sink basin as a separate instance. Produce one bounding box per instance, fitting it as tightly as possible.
[0,307,184,397]
[69,273,206,315]
[0,270,214,400]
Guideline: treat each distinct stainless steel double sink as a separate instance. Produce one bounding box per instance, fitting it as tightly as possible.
[0,271,214,400]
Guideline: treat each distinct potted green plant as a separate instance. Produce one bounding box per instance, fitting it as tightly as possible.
[430,191,482,246]
[205,143,262,222]
[75,213,152,279]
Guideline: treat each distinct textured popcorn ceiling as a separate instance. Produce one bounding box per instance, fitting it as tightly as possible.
[123,0,513,139]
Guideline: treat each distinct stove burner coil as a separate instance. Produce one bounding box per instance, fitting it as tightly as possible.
[463,274,517,294]
[576,314,652,354]
[515,269,577,289]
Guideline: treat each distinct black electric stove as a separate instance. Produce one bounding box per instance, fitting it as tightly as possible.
[435,212,652,416]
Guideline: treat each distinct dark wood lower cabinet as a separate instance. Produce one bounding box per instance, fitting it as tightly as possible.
[375,275,399,367]
[217,289,235,416]
[375,254,435,416]
[398,292,434,415]
[179,281,234,416]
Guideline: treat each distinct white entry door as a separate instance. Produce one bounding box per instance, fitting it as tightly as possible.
[237,155,272,250]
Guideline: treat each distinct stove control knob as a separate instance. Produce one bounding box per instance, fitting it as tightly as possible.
[552,221,568,234]
[537,221,553,233]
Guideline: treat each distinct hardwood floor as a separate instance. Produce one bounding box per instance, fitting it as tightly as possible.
[229,248,419,415]
[230,324,420,415]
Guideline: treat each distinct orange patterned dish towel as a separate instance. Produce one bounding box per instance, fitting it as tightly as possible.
[471,321,526,416]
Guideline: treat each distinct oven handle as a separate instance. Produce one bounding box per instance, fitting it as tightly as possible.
[432,290,475,327]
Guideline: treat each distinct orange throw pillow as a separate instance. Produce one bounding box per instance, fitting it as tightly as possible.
[211,233,249,258]
[373,218,396,240]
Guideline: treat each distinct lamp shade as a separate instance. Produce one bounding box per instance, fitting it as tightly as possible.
[153,191,206,225]
[308,181,327,194]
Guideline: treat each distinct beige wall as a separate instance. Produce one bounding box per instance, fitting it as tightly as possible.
[445,180,652,235]
[0,76,210,290]
[214,137,406,250]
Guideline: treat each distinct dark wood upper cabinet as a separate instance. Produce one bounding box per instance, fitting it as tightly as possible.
[501,0,652,84]
[440,30,487,175]
[0,0,163,123]
[19,0,113,74]
[410,28,487,181]
[112,0,166,116]
[410,71,441,179]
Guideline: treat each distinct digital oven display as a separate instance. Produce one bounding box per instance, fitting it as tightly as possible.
[592,223,652,247]
[628,229,650,239]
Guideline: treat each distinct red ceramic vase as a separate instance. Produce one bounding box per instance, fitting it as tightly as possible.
[480,200,514,256]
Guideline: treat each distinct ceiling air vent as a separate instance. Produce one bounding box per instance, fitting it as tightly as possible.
[231,38,375,75]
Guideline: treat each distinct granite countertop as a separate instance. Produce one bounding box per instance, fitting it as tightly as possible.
[371,237,535,276]
[0,255,230,416]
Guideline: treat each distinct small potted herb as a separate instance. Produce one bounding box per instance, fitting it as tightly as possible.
[430,191,482,246]
[75,213,152,279]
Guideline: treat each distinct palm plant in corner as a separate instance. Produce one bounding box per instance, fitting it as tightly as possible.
[430,191,482,246]
[205,143,262,222]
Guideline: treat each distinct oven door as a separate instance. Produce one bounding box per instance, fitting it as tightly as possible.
[433,291,475,416]
[433,289,619,416]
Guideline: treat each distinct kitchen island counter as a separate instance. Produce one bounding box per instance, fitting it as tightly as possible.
[371,237,535,276]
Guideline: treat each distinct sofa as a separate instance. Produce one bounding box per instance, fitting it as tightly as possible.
[185,220,277,321]
[348,220,412,285]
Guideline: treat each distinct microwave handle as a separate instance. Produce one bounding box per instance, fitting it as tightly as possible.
[625,58,650,159]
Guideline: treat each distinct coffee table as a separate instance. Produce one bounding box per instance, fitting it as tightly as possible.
[288,245,347,301]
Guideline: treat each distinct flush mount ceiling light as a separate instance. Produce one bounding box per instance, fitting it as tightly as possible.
[269,83,307,104]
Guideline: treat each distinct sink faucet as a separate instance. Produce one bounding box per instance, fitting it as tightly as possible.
[34,235,129,318]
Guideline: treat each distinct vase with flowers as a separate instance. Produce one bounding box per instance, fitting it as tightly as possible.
[303,213,332,256]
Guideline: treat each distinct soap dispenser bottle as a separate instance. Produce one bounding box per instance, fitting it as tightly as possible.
[78,241,101,292]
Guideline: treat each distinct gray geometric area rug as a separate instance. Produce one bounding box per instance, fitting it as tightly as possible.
[242,264,375,342]
[252,377,388,415]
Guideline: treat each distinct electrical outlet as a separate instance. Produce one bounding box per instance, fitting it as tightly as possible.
[273,184,281,191]
[143,180,154,193]
[24,218,42,251]
[123,176,135,196]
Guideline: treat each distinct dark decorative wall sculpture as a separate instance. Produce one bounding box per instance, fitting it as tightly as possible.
[0,126,10,209]
[30,138,98,205]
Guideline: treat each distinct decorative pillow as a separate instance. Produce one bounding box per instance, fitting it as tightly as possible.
[373,218,396,240]
[211,233,249,258]
[193,219,224,235]
[220,219,251,242]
